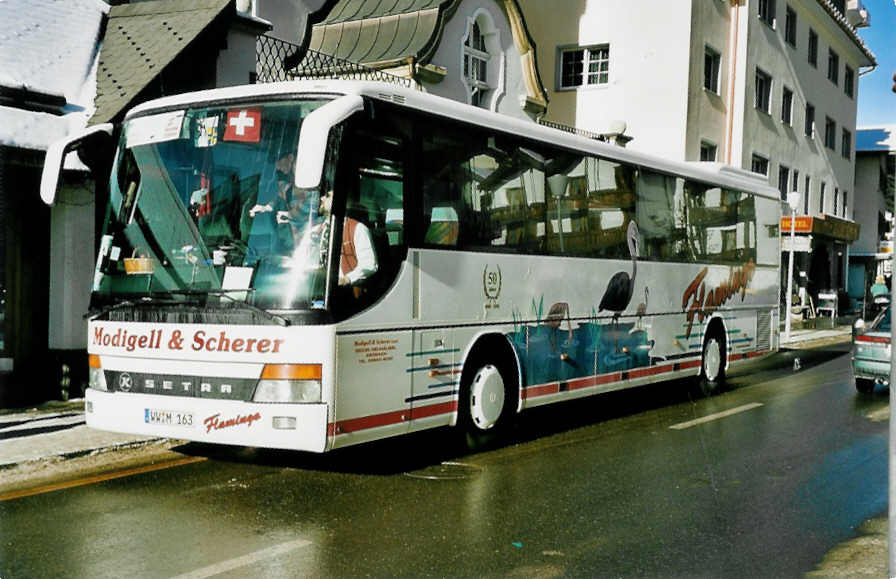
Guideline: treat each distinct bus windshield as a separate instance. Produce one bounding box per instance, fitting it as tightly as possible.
[94,99,339,311]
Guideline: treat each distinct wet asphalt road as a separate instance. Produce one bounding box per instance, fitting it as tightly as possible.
[0,343,888,578]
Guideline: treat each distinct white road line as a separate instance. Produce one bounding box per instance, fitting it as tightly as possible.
[171,538,312,579]
[669,402,764,430]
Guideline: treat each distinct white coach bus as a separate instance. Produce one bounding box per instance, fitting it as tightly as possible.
[41,80,781,453]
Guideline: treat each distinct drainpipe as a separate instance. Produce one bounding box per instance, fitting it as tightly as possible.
[725,0,742,165]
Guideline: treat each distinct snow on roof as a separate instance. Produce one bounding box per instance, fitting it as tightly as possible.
[0,0,107,149]
[0,0,107,102]
[857,126,896,152]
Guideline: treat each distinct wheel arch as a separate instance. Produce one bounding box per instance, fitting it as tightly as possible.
[459,332,523,417]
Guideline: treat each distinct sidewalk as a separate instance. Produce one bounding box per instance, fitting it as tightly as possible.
[779,323,853,347]
[0,399,161,469]
[0,324,855,472]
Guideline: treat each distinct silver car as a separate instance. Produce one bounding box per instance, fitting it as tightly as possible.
[852,306,891,393]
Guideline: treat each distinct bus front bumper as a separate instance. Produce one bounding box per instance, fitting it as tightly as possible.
[85,388,329,453]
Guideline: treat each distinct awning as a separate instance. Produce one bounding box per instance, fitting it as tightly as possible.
[307,0,453,67]
[780,214,860,243]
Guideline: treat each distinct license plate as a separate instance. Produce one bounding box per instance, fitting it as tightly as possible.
[145,408,194,428]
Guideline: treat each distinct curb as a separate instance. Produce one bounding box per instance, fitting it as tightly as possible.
[780,334,852,349]
[0,436,168,471]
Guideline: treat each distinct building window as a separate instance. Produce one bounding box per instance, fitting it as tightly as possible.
[704,46,721,94]
[752,153,769,176]
[833,188,839,215]
[464,20,490,106]
[808,29,818,67]
[559,45,609,89]
[700,141,717,161]
[785,6,797,46]
[793,169,799,194]
[781,87,793,125]
[845,66,855,98]
[824,117,836,150]
[755,68,772,113]
[819,182,826,213]
[778,165,790,198]
[842,190,848,218]
[804,175,810,213]
[805,103,815,137]
[759,0,776,26]
[827,49,839,85]
[842,128,851,159]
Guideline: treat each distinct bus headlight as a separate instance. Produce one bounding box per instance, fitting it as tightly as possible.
[88,355,108,391]
[253,364,322,403]
[254,379,321,403]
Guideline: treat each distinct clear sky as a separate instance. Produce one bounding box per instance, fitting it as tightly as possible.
[857,0,896,127]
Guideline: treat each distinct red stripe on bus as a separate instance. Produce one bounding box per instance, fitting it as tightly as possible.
[628,365,672,380]
[567,373,622,391]
[330,401,458,435]
[332,410,407,434]
[679,360,702,370]
[410,400,458,420]
[856,335,890,344]
[522,383,559,399]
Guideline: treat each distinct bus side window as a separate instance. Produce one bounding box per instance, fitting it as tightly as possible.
[636,169,688,262]
[587,157,636,260]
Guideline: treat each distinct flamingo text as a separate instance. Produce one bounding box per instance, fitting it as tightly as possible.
[681,260,756,338]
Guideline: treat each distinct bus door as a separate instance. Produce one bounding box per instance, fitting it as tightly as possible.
[409,329,459,432]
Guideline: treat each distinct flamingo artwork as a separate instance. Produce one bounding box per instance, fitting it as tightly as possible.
[599,221,640,350]
[599,220,640,319]
[635,287,649,330]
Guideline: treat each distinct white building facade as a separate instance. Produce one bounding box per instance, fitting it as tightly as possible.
[851,126,895,311]
[519,0,874,309]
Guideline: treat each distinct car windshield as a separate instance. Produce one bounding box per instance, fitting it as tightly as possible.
[93,99,340,311]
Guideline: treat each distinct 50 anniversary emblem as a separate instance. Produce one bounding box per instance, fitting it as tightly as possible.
[483,264,502,309]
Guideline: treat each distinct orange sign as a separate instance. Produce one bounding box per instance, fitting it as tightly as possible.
[780,216,814,233]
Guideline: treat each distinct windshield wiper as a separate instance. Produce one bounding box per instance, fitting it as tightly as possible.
[151,289,290,326]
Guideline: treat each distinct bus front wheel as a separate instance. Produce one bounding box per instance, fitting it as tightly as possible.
[458,353,517,451]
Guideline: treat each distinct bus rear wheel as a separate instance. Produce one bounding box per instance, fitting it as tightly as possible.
[458,353,517,452]
[694,329,726,397]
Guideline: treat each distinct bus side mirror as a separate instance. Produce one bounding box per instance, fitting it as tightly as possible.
[294,95,364,190]
[40,123,114,205]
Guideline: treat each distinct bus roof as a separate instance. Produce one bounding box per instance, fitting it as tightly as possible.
[125,79,782,201]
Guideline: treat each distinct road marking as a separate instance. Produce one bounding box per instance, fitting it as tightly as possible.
[0,455,206,502]
[171,539,313,579]
[669,402,764,430]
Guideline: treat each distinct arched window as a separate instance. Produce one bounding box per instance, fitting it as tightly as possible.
[464,21,489,106]
[461,11,502,109]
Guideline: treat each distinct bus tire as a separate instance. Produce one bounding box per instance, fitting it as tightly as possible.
[694,326,726,397]
[457,349,518,452]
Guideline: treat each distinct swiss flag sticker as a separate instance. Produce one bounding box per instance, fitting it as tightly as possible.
[224,108,261,142]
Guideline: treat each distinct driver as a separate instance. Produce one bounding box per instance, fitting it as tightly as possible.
[317,190,378,288]
[249,153,308,247]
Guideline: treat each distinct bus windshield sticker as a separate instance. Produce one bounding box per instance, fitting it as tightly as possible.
[195,115,220,148]
[126,110,185,148]
[224,108,261,142]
